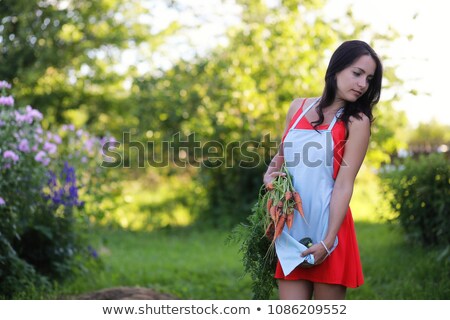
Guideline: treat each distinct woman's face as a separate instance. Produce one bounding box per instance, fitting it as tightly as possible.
[335,54,376,102]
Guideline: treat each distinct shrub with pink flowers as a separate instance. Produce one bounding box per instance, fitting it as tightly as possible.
[0,81,114,298]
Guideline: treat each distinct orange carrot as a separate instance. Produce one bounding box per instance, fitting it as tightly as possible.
[293,191,305,219]
[275,206,283,224]
[266,198,273,213]
[286,212,293,230]
[285,191,292,201]
[269,206,277,222]
[274,214,286,240]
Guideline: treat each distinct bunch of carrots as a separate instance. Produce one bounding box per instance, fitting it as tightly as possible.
[263,164,306,245]
[226,163,307,299]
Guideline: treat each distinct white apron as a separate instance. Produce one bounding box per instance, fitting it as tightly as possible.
[275,99,342,276]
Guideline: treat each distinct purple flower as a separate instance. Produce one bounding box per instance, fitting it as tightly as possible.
[85,138,95,153]
[46,132,62,145]
[35,151,50,165]
[43,141,57,155]
[0,81,12,89]
[76,129,84,137]
[62,162,76,184]
[3,150,19,162]
[35,151,46,161]
[100,136,117,153]
[0,95,14,106]
[15,106,44,124]
[34,133,43,144]
[61,124,75,132]
[18,139,30,152]
[15,111,28,124]
[45,162,83,208]
[52,134,62,144]
[25,105,43,121]
[47,170,57,188]
[69,184,78,200]
[0,197,6,206]
[87,245,98,259]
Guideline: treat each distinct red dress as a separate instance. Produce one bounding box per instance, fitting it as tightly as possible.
[274,101,364,288]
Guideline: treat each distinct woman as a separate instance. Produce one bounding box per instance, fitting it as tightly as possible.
[263,40,382,299]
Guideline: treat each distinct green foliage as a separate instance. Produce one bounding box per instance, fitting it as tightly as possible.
[350,165,396,222]
[229,204,277,300]
[95,173,203,231]
[0,233,52,299]
[381,153,450,247]
[407,120,450,154]
[0,0,179,133]
[11,198,82,278]
[227,186,277,300]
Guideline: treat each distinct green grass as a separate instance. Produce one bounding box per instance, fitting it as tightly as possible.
[351,222,449,299]
[59,226,254,299]
[56,222,449,300]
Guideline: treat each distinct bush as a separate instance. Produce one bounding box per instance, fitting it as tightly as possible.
[381,153,450,247]
[198,161,268,228]
[0,232,51,298]
[0,81,110,298]
[195,132,272,229]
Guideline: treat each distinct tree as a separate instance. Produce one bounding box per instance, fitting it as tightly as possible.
[0,0,180,132]
[408,120,450,154]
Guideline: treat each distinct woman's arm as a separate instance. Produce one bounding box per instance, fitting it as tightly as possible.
[302,113,371,263]
[263,98,304,188]
[323,114,370,250]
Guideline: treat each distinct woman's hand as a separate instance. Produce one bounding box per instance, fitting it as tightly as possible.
[301,242,329,266]
[263,171,286,190]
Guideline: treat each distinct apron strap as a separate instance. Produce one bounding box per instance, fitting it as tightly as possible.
[290,98,320,130]
[328,107,344,131]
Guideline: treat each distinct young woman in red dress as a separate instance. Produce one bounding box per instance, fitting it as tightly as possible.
[263,40,383,299]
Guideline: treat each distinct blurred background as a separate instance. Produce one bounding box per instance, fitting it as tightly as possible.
[0,0,448,299]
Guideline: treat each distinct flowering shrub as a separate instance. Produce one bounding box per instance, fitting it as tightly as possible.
[0,81,111,298]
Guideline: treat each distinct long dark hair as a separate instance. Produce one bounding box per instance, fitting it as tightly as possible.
[312,40,383,137]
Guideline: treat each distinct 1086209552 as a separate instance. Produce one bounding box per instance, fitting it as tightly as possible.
[267,304,347,315]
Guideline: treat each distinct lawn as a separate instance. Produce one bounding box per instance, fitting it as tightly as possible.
[57,221,449,300]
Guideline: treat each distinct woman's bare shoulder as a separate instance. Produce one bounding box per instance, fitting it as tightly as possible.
[347,112,371,137]
[287,97,308,120]
[348,112,371,127]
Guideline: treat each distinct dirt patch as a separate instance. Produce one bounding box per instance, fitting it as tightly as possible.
[74,287,178,300]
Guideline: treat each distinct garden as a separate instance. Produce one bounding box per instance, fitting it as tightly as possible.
[1,0,449,300]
